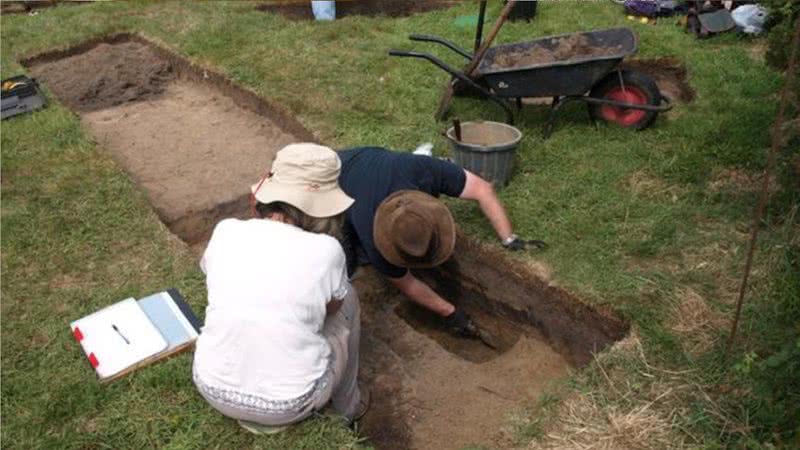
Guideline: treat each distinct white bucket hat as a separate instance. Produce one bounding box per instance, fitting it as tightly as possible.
[251,143,354,218]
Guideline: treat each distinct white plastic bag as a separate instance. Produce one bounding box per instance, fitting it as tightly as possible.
[413,143,434,157]
[732,4,768,35]
[311,1,336,21]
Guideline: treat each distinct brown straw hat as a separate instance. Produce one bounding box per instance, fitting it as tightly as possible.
[373,190,456,268]
[251,143,354,218]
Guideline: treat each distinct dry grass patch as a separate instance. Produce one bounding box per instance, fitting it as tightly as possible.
[523,333,747,449]
[626,170,687,202]
[669,288,727,357]
[708,168,779,194]
[530,392,682,450]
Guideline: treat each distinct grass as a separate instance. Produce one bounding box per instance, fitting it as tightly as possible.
[1,1,796,449]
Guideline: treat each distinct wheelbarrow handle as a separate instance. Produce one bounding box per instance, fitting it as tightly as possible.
[408,34,473,60]
[387,50,515,124]
[388,50,470,80]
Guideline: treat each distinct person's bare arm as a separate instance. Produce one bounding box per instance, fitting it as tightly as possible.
[459,170,513,241]
[389,271,455,317]
[327,298,343,316]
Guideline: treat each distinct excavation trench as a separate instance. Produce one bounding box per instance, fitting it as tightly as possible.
[24,35,629,450]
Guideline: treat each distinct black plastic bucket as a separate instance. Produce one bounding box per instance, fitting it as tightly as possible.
[446,121,522,187]
[506,0,538,22]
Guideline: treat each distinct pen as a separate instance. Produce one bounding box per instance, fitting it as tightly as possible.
[112,324,130,345]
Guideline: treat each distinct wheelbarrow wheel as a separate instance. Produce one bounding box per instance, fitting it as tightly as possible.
[588,70,661,130]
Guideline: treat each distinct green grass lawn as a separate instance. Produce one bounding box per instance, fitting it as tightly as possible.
[2,1,796,449]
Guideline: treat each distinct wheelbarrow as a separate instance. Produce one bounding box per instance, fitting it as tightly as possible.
[389,27,672,137]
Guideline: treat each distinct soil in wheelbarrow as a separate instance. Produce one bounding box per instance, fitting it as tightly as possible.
[24,34,630,450]
[488,34,624,71]
[621,57,696,103]
[256,0,463,20]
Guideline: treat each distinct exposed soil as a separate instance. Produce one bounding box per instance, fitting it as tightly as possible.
[23,34,629,450]
[256,0,462,20]
[355,268,572,450]
[25,35,313,244]
[488,34,624,71]
[79,81,298,242]
[621,57,696,103]
[30,42,174,112]
[0,0,91,15]
[433,234,628,368]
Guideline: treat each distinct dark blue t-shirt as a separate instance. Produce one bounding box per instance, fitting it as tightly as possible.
[338,147,467,278]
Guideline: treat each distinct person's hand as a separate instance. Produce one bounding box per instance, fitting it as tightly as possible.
[502,234,547,251]
[443,308,480,338]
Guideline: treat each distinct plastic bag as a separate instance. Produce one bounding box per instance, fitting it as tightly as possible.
[624,0,659,18]
[731,4,768,35]
[311,1,335,21]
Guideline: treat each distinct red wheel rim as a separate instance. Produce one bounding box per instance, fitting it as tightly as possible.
[599,85,648,127]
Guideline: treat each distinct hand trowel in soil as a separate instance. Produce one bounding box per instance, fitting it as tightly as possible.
[469,323,499,350]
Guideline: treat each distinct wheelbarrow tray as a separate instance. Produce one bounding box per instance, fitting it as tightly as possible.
[476,28,638,98]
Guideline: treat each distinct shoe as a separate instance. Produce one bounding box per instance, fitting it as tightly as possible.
[237,420,288,435]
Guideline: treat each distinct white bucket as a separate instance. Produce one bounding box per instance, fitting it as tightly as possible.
[311,1,336,21]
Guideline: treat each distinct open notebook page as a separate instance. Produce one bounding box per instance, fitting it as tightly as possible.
[71,298,168,379]
[138,291,199,350]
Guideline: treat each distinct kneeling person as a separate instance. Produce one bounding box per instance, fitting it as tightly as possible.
[193,144,367,433]
[338,147,544,337]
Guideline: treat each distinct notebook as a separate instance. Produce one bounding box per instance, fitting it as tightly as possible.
[70,288,202,382]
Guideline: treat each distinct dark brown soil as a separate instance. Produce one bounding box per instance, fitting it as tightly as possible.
[256,0,462,20]
[430,233,628,368]
[0,0,90,15]
[23,34,629,450]
[29,42,174,112]
[489,34,624,71]
[621,57,696,103]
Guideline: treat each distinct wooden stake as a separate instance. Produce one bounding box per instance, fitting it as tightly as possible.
[434,0,518,120]
[725,18,800,356]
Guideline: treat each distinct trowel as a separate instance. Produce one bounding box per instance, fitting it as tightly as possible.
[468,323,499,350]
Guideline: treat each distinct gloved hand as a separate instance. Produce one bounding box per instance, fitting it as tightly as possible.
[502,234,547,251]
[443,308,480,338]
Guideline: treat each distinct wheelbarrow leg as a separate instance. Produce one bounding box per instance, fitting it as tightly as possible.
[543,96,563,139]
[544,96,584,138]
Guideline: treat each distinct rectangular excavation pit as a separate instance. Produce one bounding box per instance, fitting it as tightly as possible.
[22,33,315,246]
[354,233,629,450]
[22,35,629,450]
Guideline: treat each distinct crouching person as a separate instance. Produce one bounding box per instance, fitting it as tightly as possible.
[192,143,368,434]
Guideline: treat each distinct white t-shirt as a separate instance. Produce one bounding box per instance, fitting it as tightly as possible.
[193,218,349,401]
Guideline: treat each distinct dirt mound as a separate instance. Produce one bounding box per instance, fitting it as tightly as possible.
[257,0,461,20]
[489,34,624,70]
[30,42,174,112]
[621,57,695,103]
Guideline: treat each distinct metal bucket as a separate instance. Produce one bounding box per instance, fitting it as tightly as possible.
[446,120,522,187]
